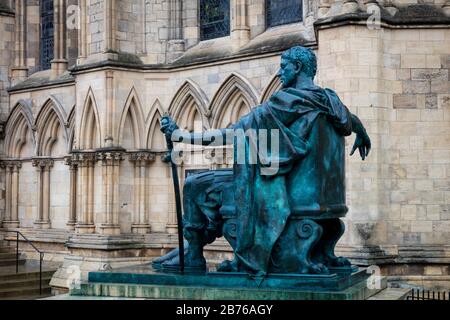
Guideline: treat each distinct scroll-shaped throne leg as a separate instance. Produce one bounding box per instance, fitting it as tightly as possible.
[269,218,326,274]
[296,219,327,274]
[314,219,351,268]
[217,218,238,272]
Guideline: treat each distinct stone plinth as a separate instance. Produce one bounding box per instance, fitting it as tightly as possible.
[70,265,388,300]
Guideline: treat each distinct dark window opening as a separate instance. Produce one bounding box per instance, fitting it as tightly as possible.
[266,0,303,28]
[40,0,54,70]
[200,0,230,41]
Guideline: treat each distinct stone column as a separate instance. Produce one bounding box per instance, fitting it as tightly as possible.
[2,162,21,228]
[77,0,87,63]
[97,151,123,235]
[51,0,68,78]
[65,157,78,230]
[129,152,155,234]
[33,159,54,229]
[11,0,28,84]
[10,163,21,226]
[318,0,331,18]
[0,162,18,228]
[231,0,250,49]
[167,0,185,62]
[104,0,117,55]
[4,163,12,222]
[75,153,96,234]
[105,71,114,147]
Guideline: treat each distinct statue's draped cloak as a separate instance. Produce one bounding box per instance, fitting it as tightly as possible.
[230,86,353,275]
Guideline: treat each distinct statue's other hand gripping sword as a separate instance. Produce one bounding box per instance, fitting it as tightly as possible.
[160,114,184,272]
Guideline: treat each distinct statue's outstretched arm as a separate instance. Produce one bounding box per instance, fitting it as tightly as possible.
[160,115,231,146]
[181,129,232,146]
[350,114,371,160]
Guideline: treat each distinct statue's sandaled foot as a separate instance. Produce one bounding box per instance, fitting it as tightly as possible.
[152,241,189,269]
[299,261,329,274]
[217,259,238,272]
[161,251,206,273]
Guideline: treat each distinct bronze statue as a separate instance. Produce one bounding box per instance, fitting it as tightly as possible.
[154,46,371,277]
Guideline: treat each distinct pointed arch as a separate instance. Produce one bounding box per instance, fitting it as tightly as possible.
[34,96,68,156]
[260,73,282,103]
[145,99,166,150]
[118,87,145,150]
[78,87,102,150]
[209,73,259,129]
[168,80,210,131]
[4,100,36,158]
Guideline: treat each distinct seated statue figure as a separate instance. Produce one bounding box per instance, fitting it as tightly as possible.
[155,46,371,276]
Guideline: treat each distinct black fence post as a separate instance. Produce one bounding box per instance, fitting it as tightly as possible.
[39,252,43,295]
[16,232,19,273]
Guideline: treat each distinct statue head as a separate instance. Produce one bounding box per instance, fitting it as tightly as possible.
[278,46,317,88]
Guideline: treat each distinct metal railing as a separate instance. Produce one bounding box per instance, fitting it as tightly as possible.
[7,230,44,295]
[407,288,450,301]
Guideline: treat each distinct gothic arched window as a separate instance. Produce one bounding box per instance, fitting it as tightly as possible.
[266,0,303,28]
[200,0,230,41]
[40,0,54,70]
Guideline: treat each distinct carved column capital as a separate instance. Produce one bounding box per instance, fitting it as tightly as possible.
[72,152,96,167]
[32,158,54,170]
[64,156,78,170]
[129,151,155,166]
[1,160,22,171]
[97,151,124,166]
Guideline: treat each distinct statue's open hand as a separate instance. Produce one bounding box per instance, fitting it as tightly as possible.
[160,115,179,138]
[350,130,371,160]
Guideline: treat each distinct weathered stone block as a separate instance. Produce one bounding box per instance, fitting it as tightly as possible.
[411,69,448,81]
[402,80,430,94]
[393,94,416,108]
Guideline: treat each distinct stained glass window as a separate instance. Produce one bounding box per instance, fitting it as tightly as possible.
[200,0,230,41]
[266,0,303,28]
[40,0,54,70]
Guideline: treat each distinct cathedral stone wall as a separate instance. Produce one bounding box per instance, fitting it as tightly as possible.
[317,26,450,250]
[0,7,14,122]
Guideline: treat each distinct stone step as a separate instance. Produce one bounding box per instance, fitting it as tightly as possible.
[0,276,53,290]
[0,285,52,299]
[367,288,412,300]
[2,294,54,300]
[0,270,56,282]
[0,246,16,253]
[0,268,55,299]
[0,258,26,267]
[0,252,22,260]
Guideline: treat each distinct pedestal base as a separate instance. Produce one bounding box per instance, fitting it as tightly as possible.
[2,220,20,228]
[75,224,96,234]
[50,59,68,79]
[34,220,51,229]
[66,221,76,231]
[70,265,388,300]
[166,224,178,234]
[131,224,151,234]
[10,66,28,85]
[98,224,121,235]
